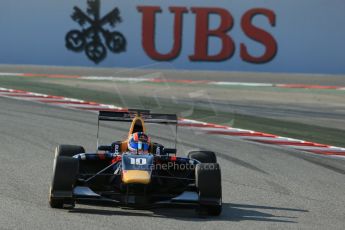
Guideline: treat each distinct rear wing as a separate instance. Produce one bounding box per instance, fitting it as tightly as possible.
[98,110,178,124]
[96,109,178,149]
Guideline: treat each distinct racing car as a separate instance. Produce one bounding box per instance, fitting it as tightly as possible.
[49,110,222,216]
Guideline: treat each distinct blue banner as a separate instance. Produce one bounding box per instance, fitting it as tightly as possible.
[0,0,344,74]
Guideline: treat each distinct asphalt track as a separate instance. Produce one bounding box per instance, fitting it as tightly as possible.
[1,96,345,230]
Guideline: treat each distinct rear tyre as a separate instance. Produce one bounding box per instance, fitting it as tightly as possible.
[55,145,85,157]
[49,156,79,209]
[195,163,222,216]
[188,151,217,163]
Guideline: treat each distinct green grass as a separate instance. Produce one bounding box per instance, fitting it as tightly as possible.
[1,76,344,147]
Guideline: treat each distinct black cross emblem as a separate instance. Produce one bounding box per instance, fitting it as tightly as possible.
[65,0,126,64]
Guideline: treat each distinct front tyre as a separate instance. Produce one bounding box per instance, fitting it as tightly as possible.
[195,163,222,216]
[49,156,79,209]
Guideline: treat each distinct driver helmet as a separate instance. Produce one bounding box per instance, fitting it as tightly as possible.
[128,132,151,154]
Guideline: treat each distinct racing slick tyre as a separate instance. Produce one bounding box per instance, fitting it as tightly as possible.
[49,156,79,209]
[55,145,85,157]
[188,151,217,163]
[195,163,222,216]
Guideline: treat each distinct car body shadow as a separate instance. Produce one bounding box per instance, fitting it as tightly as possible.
[69,202,308,223]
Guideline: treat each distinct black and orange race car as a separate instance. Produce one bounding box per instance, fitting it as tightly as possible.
[49,110,222,216]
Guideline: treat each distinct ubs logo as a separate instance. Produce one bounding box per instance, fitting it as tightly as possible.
[65,0,126,64]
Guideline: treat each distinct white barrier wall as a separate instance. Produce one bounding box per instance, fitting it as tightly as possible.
[0,0,344,74]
